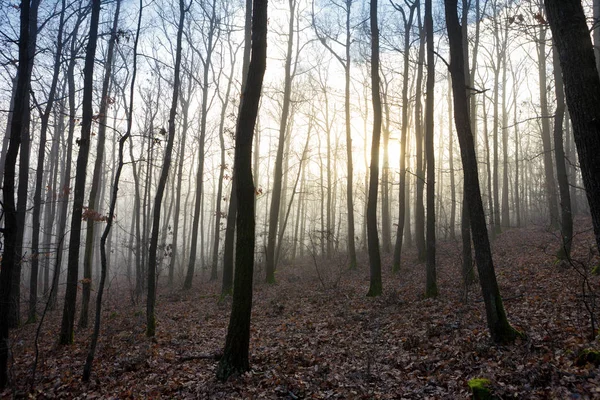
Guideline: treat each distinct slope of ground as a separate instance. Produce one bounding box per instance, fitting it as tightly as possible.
[3,220,600,399]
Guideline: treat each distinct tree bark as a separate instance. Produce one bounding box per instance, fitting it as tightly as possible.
[424,0,437,298]
[59,0,102,345]
[544,0,600,253]
[184,0,217,290]
[216,0,267,380]
[80,0,121,328]
[82,0,141,380]
[0,0,32,386]
[146,0,185,336]
[222,0,252,296]
[414,11,426,262]
[537,21,559,229]
[367,0,382,297]
[445,0,518,343]
[29,0,64,323]
[266,0,295,283]
[551,45,572,260]
[392,0,417,273]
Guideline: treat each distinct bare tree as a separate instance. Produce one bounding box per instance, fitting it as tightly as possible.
[82,0,140,380]
[147,0,187,336]
[312,0,358,269]
[391,0,418,273]
[59,0,102,345]
[80,0,121,329]
[445,0,519,343]
[216,0,267,380]
[184,0,219,290]
[544,0,600,253]
[0,0,35,387]
[366,0,382,297]
[266,0,298,283]
[424,0,437,298]
[29,0,66,323]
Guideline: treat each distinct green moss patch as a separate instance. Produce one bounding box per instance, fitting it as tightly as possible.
[468,378,494,400]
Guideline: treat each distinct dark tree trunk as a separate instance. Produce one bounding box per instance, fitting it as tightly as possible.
[216,0,267,380]
[544,0,600,253]
[82,0,140,380]
[80,0,121,329]
[12,0,39,329]
[29,0,62,323]
[59,0,102,345]
[551,45,573,260]
[424,0,437,298]
[366,0,382,297]
[266,0,295,283]
[445,0,519,343]
[0,0,32,387]
[414,15,426,262]
[184,0,217,290]
[392,0,417,273]
[146,0,185,336]
[537,22,559,229]
[171,79,191,286]
[222,0,252,296]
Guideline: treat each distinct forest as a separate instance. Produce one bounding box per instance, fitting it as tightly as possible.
[1,0,600,397]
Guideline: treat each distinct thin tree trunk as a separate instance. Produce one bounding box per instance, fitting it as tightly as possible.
[424,0,437,298]
[448,74,456,240]
[184,0,217,290]
[80,0,121,328]
[414,13,426,262]
[537,22,559,229]
[82,0,141,380]
[550,33,572,259]
[28,0,66,323]
[392,1,417,272]
[146,0,185,336]
[266,0,295,283]
[367,0,382,297]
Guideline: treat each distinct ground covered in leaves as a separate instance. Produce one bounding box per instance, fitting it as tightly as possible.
[3,220,600,399]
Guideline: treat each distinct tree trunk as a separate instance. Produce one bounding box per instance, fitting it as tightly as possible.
[366,0,382,297]
[0,0,32,386]
[381,82,391,254]
[266,0,295,283]
[29,0,65,323]
[59,0,102,345]
[551,45,573,259]
[537,22,559,229]
[82,0,141,380]
[448,74,456,240]
[184,0,217,289]
[80,0,121,328]
[216,0,267,380]
[222,0,252,296]
[544,0,600,253]
[146,0,185,336]
[414,13,426,262]
[11,0,39,329]
[445,0,518,343]
[392,0,417,273]
[424,0,437,298]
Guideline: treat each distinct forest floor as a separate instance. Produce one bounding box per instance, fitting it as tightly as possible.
[3,220,600,399]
